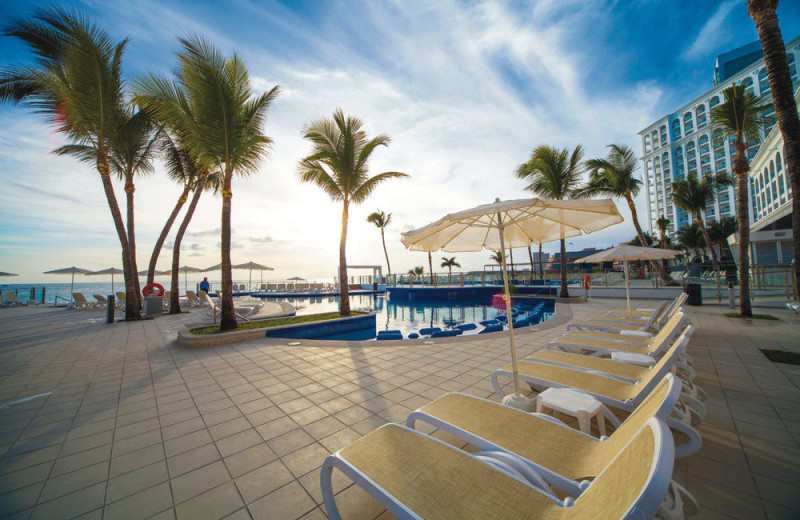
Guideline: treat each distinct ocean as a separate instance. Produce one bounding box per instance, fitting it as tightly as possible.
[0,277,327,305]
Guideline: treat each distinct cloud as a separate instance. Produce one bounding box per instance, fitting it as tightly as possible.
[682,0,739,61]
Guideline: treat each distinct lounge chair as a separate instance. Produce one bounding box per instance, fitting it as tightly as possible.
[3,292,28,306]
[604,293,686,324]
[566,294,686,334]
[93,294,111,308]
[259,284,267,291]
[550,312,687,358]
[408,375,699,494]
[321,418,674,520]
[185,291,204,307]
[202,292,263,323]
[491,329,693,417]
[71,293,99,310]
[115,292,126,305]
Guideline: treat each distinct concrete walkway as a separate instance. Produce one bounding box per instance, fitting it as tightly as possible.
[0,300,798,519]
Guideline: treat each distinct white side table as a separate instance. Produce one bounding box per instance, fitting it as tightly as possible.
[610,351,657,368]
[536,388,611,436]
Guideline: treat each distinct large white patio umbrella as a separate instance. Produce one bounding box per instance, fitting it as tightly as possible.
[233,261,274,290]
[0,272,19,277]
[576,245,683,318]
[163,265,204,294]
[401,197,623,410]
[87,267,124,294]
[43,266,92,304]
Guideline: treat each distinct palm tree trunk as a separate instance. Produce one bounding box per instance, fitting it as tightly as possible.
[448,266,452,286]
[125,176,142,311]
[338,200,351,316]
[733,142,753,316]
[380,228,391,277]
[697,217,722,301]
[527,245,534,282]
[169,177,205,314]
[539,243,544,283]
[559,238,569,298]
[97,156,140,320]
[624,195,677,285]
[219,174,237,330]
[748,1,800,301]
[148,185,191,285]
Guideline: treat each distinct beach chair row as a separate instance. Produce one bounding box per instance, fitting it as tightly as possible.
[257,282,334,293]
[321,294,703,519]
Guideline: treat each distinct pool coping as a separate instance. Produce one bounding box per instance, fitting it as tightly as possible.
[253,302,574,348]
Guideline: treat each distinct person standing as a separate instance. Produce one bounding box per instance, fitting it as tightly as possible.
[200,277,210,295]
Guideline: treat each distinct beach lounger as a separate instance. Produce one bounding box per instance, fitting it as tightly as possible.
[185,291,205,307]
[202,292,262,323]
[492,329,693,417]
[321,418,674,520]
[3,292,28,306]
[604,294,686,324]
[407,375,700,496]
[566,295,684,335]
[93,294,111,307]
[71,293,99,309]
[551,312,687,357]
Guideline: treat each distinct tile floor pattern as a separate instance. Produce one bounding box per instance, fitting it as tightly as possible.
[0,299,798,519]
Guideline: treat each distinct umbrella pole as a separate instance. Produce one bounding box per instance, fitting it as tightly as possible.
[70,271,75,305]
[495,218,534,411]
[624,259,631,317]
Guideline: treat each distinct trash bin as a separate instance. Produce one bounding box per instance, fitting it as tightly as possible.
[143,296,163,317]
[685,283,702,306]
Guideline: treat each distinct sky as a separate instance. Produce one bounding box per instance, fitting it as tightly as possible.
[1,0,799,284]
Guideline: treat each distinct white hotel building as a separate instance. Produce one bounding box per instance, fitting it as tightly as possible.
[638,38,800,241]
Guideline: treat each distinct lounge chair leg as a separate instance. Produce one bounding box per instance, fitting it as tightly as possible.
[320,460,342,520]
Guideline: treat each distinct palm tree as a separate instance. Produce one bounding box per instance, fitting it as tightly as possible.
[490,250,504,264]
[579,144,677,286]
[708,216,738,261]
[145,134,197,286]
[298,109,408,316]
[677,223,706,260]
[710,84,772,316]
[57,108,161,309]
[366,210,392,278]
[748,0,800,292]
[134,36,279,330]
[441,257,461,285]
[1,7,141,319]
[428,252,434,286]
[517,145,585,297]
[670,172,734,300]
[628,231,654,247]
[408,266,424,284]
[655,216,671,249]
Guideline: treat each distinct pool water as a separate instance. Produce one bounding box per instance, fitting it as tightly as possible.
[257,293,554,341]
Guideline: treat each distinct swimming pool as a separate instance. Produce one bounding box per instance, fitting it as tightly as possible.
[255,293,555,341]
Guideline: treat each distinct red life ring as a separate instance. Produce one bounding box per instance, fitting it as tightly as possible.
[584,274,591,289]
[142,283,165,297]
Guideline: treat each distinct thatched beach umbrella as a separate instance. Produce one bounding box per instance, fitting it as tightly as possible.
[401,197,623,410]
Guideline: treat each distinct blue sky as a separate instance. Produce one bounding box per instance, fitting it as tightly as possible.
[1,0,799,283]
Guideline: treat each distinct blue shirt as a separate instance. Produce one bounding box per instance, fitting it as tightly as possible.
[200,280,210,292]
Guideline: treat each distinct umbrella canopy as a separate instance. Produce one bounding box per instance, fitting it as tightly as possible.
[162,266,204,294]
[233,261,273,290]
[0,271,19,277]
[401,197,623,409]
[401,198,622,252]
[87,267,124,294]
[287,276,305,280]
[576,245,683,316]
[138,269,169,276]
[43,266,93,304]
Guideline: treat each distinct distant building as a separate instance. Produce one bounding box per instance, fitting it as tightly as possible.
[638,37,800,240]
[728,87,799,268]
[550,248,602,270]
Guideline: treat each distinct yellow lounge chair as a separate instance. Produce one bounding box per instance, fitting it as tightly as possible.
[321,417,674,520]
[3,292,28,306]
[567,293,686,334]
[492,329,693,416]
[71,293,100,309]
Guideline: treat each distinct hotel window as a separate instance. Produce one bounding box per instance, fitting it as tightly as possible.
[788,53,797,82]
[652,130,659,149]
[742,77,754,96]
[695,105,706,127]
[672,119,682,139]
[709,95,720,109]
[769,161,776,181]
[644,135,651,153]
[776,152,783,172]
[660,125,667,145]
[758,68,770,95]
[772,182,778,201]
[683,112,694,134]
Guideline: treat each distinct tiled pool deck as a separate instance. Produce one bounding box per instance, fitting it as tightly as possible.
[0,299,798,519]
